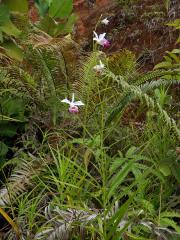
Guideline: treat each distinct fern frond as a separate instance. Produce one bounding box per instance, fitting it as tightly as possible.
[108,50,136,80]
[0,154,50,206]
[25,32,81,95]
[160,217,180,232]
[0,69,12,91]
[161,211,180,218]
[134,70,180,85]
[35,205,99,240]
[73,51,105,99]
[105,71,180,140]
[4,66,39,100]
[140,78,180,92]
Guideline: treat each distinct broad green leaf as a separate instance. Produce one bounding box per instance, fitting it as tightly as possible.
[0,123,18,137]
[108,161,133,200]
[170,163,180,182]
[159,164,171,176]
[0,4,10,24]
[0,141,8,157]
[38,15,57,36]
[154,61,173,69]
[61,13,76,34]
[1,96,25,118]
[35,0,49,16]
[107,186,141,240]
[171,49,180,54]
[46,0,53,5]
[0,115,23,122]
[49,0,73,19]
[0,19,21,37]
[4,0,28,13]
[2,41,23,61]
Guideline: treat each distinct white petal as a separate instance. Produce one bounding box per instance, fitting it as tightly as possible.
[99,60,104,68]
[94,38,101,45]
[93,31,98,39]
[74,101,85,106]
[93,65,100,70]
[61,99,71,105]
[99,33,106,41]
[93,65,102,71]
[93,37,97,41]
[101,18,109,25]
[72,93,75,102]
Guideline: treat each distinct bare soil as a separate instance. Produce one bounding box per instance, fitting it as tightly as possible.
[74,0,180,70]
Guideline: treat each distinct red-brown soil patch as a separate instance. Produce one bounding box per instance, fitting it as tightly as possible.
[73,0,180,70]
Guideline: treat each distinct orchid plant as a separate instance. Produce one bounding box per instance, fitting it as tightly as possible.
[61,93,84,113]
[93,31,110,48]
[101,18,109,25]
[93,60,105,74]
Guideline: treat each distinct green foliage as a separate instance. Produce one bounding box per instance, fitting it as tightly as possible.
[0,0,76,61]
[167,19,180,44]
[0,7,179,239]
[4,0,28,13]
[105,70,180,139]
[108,50,136,79]
[145,118,180,181]
[49,0,73,19]
[35,0,50,17]
[0,4,21,38]
[117,0,137,6]
[154,48,180,73]
[37,0,76,37]
[0,93,27,169]
[164,0,171,12]
[1,41,23,61]
[0,141,8,164]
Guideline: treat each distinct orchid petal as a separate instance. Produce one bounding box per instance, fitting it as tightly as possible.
[99,33,106,41]
[101,18,109,25]
[61,99,71,105]
[99,60,104,67]
[93,31,98,39]
[93,65,100,70]
[74,101,85,106]
[72,93,75,103]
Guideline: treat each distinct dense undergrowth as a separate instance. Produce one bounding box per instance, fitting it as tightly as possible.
[0,0,179,239]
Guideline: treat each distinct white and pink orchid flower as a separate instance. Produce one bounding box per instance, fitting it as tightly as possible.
[93,60,105,74]
[61,93,84,113]
[101,18,109,25]
[93,31,110,48]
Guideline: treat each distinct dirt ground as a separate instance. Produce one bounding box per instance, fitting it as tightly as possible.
[28,0,180,71]
[73,0,180,70]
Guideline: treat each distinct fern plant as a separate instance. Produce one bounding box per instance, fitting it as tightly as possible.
[105,70,180,139]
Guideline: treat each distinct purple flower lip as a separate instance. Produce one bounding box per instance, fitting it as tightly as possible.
[61,93,84,113]
[103,39,110,48]
[69,106,79,113]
